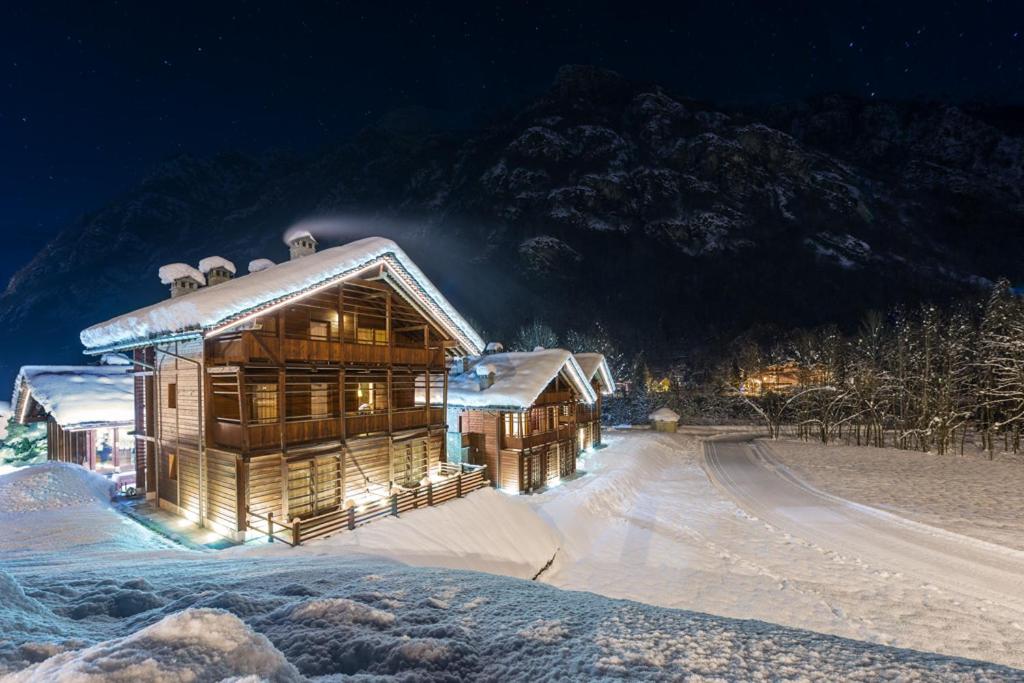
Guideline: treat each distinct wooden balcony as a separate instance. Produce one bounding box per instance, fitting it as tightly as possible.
[207,331,446,368]
[211,407,446,452]
[503,425,576,451]
[534,390,572,406]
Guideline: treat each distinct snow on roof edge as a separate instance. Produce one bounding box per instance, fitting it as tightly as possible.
[574,353,616,395]
[12,365,135,429]
[447,350,597,410]
[80,237,485,355]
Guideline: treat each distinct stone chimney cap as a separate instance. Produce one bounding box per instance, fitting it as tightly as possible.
[158,263,205,286]
[198,256,237,274]
[285,228,318,245]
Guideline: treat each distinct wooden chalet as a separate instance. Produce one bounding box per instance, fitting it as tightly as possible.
[11,365,136,486]
[448,349,597,493]
[573,353,615,450]
[79,235,486,543]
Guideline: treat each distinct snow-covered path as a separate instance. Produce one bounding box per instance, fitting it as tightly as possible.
[704,436,1024,616]
[536,431,1024,669]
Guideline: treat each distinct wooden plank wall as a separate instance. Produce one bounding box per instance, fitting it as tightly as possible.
[459,410,502,485]
[205,449,238,532]
[345,436,391,496]
[155,339,203,514]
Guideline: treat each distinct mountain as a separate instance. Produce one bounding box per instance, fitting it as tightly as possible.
[2,65,1022,386]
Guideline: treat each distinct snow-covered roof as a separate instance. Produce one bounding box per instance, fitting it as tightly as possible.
[158,263,206,285]
[81,237,485,355]
[649,407,680,422]
[198,256,237,274]
[574,353,616,394]
[11,366,134,430]
[248,258,276,273]
[448,349,597,410]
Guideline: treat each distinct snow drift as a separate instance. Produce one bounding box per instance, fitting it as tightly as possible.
[0,462,113,514]
[6,608,301,682]
[236,487,562,580]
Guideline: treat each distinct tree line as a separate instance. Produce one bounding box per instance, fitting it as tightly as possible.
[702,279,1024,457]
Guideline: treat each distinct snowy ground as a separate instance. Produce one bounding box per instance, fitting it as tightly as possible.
[530,431,1024,670]
[765,439,1024,552]
[1,446,1023,678]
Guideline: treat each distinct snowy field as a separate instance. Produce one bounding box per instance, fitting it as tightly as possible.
[1,442,1023,679]
[765,439,1024,552]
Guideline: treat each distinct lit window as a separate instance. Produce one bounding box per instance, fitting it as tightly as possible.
[309,320,329,340]
[310,383,330,417]
[250,383,278,424]
[504,413,522,437]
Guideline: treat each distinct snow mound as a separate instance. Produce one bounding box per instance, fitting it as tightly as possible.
[0,463,113,513]
[198,256,237,274]
[285,598,396,627]
[7,608,302,682]
[649,407,679,421]
[240,488,562,580]
[247,258,275,273]
[157,262,205,285]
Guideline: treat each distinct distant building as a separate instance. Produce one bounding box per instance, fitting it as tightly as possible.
[574,353,616,450]
[11,365,135,487]
[740,362,825,396]
[448,349,598,493]
[649,407,680,432]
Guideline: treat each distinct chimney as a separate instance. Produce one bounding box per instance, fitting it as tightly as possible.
[198,256,237,287]
[288,230,318,260]
[475,363,496,391]
[158,263,206,298]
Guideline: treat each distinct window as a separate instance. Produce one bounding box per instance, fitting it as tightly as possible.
[356,327,388,345]
[355,382,387,412]
[503,412,523,437]
[167,383,177,409]
[310,383,330,417]
[250,383,279,424]
[309,319,329,341]
[167,452,178,481]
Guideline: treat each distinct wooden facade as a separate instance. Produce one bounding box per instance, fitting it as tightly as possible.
[576,378,604,451]
[131,272,467,541]
[458,373,584,494]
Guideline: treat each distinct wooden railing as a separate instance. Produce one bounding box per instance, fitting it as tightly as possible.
[504,425,576,450]
[213,409,446,450]
[246,463,488,545]
[208,331,446,367]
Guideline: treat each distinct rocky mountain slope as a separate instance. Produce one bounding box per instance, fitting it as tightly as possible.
[1,65,1021,385]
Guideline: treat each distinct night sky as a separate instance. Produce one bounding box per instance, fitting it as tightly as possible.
[2,1,1022,285]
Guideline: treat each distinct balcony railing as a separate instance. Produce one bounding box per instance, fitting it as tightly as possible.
[503,424,576,450]
[207,331,446,367]
[211,406,446,451]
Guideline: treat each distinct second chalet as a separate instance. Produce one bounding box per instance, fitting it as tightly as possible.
[447,348,604,493]
[79,234,485,543]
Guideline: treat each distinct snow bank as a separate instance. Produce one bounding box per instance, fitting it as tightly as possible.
[0,462,114,513]
[157,262,205,285]
[12,365,133,429]
[766,439,1024,552]
[7,608,301,682]
[237,488,562,580]
[448,349,596,409]
[81,237,484,355]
